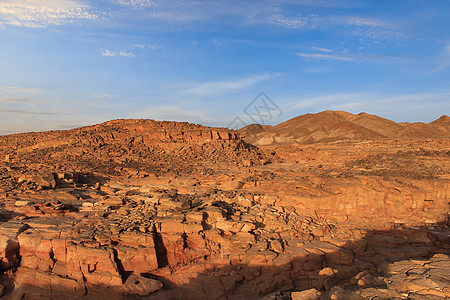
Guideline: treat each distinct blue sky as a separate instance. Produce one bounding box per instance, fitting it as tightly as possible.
[0,0,449,134]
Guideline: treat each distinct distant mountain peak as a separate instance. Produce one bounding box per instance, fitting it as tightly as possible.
[431,115,450,126]
[238,110,450,145]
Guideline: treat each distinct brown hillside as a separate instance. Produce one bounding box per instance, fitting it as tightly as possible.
[239,111,449,145]
[431,114,450,128]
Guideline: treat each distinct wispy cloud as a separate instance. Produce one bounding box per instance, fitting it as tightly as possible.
[311,47,332,53]
[119,51,135,57]
[432,43,450,73]
[345,16,387,28]
[187,73,282,95]
[296,48,406,63]
[0,97,35,104]
[0,0,97,28]
[91,93,120,99]
[297,52,354,61]
[132,43,156,50]
[115,0,155,9]
[0,95,59,128]
[0,108,57,115]
[101,49,136,57]
[340,16,405,41]
[101,49,117,57]
[267,13,318,29]
[0,86,41,94]
[105,0,402,44]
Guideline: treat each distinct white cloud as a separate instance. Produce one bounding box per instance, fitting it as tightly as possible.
[256,8,402,41]
[101,49,117,57]
[106,1,401,44]
[116,0,156,9]
[187,73,282,95]
[132,43,157,50]
[119,51,136,57]
[311,47,332,53]
[268,13,317,29]
[340,16,406,41]
[0,0,97,28]
[297,52,354,61]
[101,49,136,57]
[345,17,387,28]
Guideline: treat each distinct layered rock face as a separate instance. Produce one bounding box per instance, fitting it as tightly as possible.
[0,118,449,299]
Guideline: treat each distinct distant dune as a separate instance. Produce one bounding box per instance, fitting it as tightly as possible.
[239,110,450,145]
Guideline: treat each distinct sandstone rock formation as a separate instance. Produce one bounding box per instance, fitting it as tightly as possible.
[0,115,448,299]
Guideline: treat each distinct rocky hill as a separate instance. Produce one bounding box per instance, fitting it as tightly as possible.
[0,119,271,192]
[239,111,450,145]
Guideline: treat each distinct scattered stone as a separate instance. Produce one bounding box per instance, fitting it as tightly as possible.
[181,199,192,209]
[117,207,130,216]
[270,239,283,253]
[102,196,124,206]
[123,275,163,296]
[291,288,319,300]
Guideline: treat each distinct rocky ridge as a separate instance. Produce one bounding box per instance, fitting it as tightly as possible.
[0,119,270,193]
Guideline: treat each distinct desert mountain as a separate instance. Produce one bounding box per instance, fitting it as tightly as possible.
[431,114,450,127]
[239,110,450,145]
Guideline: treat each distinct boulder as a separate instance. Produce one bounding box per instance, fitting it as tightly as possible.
[291,288,319,300]
[270,240,283,253]
[33,171,57,189]
[123,275,163,296]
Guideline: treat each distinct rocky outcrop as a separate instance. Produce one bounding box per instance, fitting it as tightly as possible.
[0,119,273,193]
